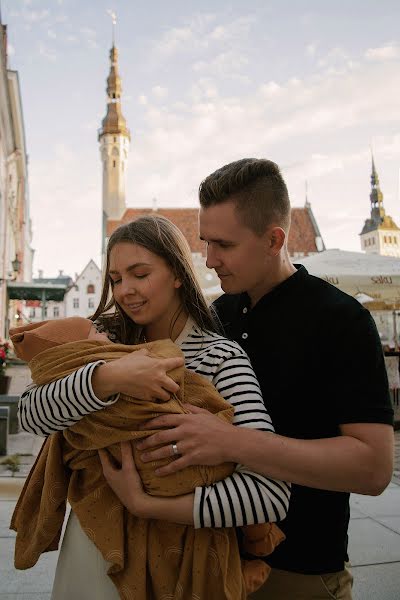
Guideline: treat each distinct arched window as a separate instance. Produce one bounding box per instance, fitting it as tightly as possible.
[87,284,95,294]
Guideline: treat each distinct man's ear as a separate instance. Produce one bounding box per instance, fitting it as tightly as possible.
[268,227,286,256]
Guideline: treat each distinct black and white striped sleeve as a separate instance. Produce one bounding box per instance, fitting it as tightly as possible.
[18,361,119,437]
[193,352,291,528]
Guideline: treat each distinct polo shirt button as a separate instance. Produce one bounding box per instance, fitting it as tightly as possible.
[242,307,248,314]
[242,332,248,340]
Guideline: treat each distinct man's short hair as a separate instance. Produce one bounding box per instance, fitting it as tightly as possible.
[199,158,291,234]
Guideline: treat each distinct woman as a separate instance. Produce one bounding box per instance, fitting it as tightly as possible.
[18,215,290,599]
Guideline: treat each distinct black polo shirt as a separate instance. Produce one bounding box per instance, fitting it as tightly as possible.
[214,265,394,574]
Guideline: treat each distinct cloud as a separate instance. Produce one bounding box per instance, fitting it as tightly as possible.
[365,43,400,61]
[138,94,148,105]
[306,42,317,57]
[193,50,248,77]
[152,86,168,99]
[38,42,57,62]
[153,13,253,60]
[47,29,57,39]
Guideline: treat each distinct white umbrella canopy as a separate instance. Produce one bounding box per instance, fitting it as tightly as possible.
[295,250,400,305]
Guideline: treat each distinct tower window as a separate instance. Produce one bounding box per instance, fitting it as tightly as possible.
[113,160,116,167]
[114,137,116,142]
[87,284,95,294]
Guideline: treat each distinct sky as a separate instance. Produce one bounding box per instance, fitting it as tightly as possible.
[2,0,400,278]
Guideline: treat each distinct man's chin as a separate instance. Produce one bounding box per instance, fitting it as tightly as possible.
[220,278,242,295]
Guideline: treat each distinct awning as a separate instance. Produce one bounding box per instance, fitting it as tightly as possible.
[296,250,400,306]
[6,282,67,302]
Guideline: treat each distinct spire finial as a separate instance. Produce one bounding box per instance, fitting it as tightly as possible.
[107,9,117,46]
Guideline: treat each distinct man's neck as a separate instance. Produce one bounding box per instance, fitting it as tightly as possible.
[249,253,297,307]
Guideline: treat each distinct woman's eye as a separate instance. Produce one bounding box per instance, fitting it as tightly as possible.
[111,279,121,285]
[135,273,148,279]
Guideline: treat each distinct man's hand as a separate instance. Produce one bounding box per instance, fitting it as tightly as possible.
[136,404,239,476]
[92,349,184,401]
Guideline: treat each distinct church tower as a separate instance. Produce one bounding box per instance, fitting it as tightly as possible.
[98,27,130,260]
[360,155,400,257]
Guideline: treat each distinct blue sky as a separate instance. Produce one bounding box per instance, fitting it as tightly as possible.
[2,0,400,277]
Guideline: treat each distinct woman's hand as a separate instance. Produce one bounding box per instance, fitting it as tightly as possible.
[92,350,184,402]
[99,441,195,525]
[99,441,148,516]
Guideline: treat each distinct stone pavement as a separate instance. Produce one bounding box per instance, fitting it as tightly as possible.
[0,365,400,599]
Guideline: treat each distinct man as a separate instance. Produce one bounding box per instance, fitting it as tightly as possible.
[136,158,394,599]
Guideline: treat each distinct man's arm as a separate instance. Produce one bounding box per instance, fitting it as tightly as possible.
[137,412,394,496]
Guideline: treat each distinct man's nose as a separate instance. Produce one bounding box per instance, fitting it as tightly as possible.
[206,244,220,269]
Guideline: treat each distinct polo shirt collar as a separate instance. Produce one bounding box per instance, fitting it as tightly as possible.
[239,264,308,311]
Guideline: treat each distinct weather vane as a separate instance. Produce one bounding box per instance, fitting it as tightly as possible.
[107,9,117,44]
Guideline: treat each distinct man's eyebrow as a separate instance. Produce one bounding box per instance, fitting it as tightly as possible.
[109,262,151,275]
[199,236,233,243]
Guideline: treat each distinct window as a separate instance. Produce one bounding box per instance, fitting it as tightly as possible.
[113,160,116,168]
[87,284,95,294]
[43,306,48,317]
[88,298,95,309]
[53,306,60,317]
[73,298,79,309]
[29,308,35,318]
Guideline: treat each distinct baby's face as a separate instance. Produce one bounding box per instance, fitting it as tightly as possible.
[88,325,110,342]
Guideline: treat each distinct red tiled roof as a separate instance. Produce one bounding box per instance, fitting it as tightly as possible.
[107,205,323,257]
[288,207,322,256]
[107,208,206,254]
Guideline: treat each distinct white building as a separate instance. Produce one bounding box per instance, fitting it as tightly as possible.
[360,156,400,257]
[26,261,102,323]
[0,18,33,337]
[64,260,102,318]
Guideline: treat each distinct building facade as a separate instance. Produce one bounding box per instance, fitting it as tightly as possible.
[360,156,400,257]
[0,18,33,337]
[26,261,102,323]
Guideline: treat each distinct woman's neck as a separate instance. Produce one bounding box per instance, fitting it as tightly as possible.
[144,310,189,343]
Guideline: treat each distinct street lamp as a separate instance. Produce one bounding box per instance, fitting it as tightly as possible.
[0,255,21,284]
[11,255,21,274]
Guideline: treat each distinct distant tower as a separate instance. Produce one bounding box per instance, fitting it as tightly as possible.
[98,17,130,261]
[360,154,400,257]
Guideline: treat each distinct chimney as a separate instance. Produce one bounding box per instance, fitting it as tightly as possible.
[38,269,43,279]
[58,269,64,277]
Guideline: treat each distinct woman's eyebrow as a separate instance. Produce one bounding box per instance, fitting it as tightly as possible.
[109,262,151,275]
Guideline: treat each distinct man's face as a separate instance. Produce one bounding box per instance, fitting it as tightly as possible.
[199,201,273,305]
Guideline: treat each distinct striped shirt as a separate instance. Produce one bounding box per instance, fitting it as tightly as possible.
[18,319,290,528]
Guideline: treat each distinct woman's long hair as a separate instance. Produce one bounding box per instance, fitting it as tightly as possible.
[92,215,218,344]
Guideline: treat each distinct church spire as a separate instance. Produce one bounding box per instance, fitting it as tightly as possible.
[98,13,130,141]
[99,12,131,262]
[369,151,385,223]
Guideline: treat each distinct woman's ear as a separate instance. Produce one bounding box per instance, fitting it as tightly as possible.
[174,278,183,289]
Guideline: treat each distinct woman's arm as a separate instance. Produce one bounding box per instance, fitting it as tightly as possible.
[18,362,118,436]
[18,352,184,437]
[192,353,290,528]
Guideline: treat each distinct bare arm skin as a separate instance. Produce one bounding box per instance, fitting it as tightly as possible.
[136,407,394,496]
[92,349,184,401]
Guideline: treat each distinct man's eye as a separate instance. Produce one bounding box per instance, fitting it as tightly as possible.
[111,279,121,285]
[135,274,149,279]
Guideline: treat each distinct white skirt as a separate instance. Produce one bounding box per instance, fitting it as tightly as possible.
[51,510,120,600]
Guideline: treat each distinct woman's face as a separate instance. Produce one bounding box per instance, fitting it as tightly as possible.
[109,242,183,338]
